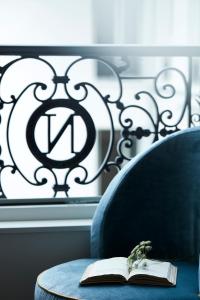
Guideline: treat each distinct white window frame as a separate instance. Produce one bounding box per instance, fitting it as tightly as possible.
[0,197,99,233]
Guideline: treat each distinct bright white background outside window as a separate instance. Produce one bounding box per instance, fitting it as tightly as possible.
[0,0,200,200]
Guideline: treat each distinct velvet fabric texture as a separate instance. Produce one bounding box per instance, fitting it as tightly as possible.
[91,127,200,261]
[35,259,199,300]
[35,127,200,299]
[199,255,200,295]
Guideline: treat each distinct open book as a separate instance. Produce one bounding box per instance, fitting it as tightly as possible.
[80,257,177,286]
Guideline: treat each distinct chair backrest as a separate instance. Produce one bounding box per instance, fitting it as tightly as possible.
[91,128,200,262]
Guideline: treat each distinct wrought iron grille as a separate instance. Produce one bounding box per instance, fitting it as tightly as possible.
[0,45,200,200]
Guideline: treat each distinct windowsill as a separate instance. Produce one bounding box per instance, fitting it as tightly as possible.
[0,198,99,233]
[0,219,92,233]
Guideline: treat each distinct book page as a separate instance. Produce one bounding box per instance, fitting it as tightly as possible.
[128,259,171,280]
[168,264,177,285]
[80,257,129,283]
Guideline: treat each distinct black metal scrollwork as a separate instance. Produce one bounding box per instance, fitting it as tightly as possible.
[116,67,189,164]
[0,47,197,199]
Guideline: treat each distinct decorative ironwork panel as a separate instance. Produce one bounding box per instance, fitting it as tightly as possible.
[0,46,199,200]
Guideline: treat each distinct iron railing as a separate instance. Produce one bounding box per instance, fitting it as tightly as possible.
[0,45,200,200]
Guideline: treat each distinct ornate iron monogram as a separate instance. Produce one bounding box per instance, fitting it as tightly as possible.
[26,99,96,169]
[0,46,199,199]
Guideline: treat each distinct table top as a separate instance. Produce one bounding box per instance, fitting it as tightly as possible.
[36,259,198,300]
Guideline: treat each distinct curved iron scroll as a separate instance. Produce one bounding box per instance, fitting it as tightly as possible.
[0,48,196,198]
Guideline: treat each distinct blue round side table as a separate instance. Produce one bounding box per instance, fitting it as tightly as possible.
[35,259,198,300]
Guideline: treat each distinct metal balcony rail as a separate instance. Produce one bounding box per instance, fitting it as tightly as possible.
[0,45,199,200]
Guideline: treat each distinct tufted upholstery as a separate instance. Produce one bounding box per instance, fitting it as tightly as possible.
[35,127,200,299]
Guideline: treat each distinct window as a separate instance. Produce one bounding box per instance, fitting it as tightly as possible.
[0,0,200,203]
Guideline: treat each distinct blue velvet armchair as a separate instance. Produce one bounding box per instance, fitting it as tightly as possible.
[35,127,200,300]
